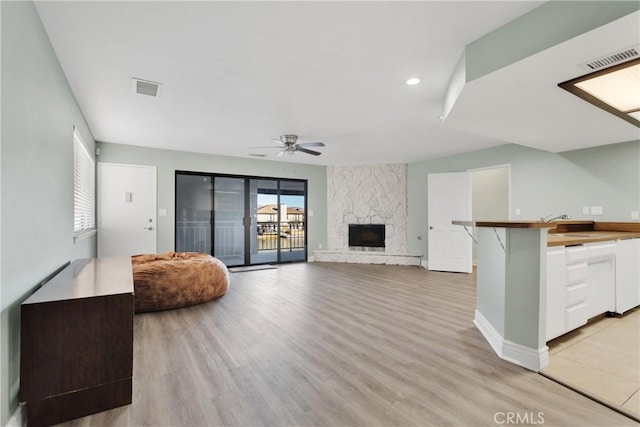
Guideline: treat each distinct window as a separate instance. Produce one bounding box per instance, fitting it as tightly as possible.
[73,128,96,240]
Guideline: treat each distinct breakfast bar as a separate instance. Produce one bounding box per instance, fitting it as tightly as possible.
[453,220,640,372]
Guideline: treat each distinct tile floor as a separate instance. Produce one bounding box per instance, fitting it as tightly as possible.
[543,308,640,418]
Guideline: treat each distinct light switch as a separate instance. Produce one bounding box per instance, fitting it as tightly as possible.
[590,206,603,215]
[582,206,590,215]
[632,211,639,220]
[308,210,314,217]
[514,208,521,216]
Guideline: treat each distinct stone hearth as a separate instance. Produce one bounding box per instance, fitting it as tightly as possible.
[312,250,421,266]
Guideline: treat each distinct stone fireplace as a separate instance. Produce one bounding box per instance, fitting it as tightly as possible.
[313,164,420,265]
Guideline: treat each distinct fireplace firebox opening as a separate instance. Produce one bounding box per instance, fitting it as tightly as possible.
[348,224,385,250]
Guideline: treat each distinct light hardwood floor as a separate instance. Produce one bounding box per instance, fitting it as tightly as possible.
[61,263,634,426]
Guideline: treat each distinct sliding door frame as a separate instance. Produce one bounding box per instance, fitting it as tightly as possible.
[175,170,308,266]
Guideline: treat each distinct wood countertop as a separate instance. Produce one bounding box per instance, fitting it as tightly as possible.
[452,220,640,246]
[452,220,558,228]
[546,221,639,246]
[547,231,640,247]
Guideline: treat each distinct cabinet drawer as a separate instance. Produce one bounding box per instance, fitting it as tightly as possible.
[566,303,588,331]
[567,263,588,284]
[566,282,587,306]
[587,242,616,260]
[566,246,588,263]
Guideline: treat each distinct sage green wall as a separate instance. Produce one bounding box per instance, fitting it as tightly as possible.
[470,166,510,261]
[476,227,506,335]
[1,1,97,424]
[95,142,328,255]
[503,229,547,350]
[407,141,640,260]
[471,167,509,221]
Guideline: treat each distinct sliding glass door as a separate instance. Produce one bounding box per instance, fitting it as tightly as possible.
[175,175,212,254]
[249,179,306,264]
[176,172,307,267]
[250,179,278,264]
[213,177,246,266]
[277,180,306,263]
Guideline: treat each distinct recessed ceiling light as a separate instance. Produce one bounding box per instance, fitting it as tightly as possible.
[406,78,421,86]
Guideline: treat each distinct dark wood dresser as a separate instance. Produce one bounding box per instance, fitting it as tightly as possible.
[19,257,134,426]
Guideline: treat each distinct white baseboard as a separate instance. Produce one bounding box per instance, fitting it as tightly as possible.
[312,250,421,266]
[474,310,548,372]
[503,340,549,372]
[420,259,428,269]
[6,405,24,427]
[473,310,504,356]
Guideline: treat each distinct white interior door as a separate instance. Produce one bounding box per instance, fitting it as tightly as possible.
[427,172,472,273]
[98,163,157,257]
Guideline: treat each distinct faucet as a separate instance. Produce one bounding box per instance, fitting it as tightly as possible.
[540,213,571,222]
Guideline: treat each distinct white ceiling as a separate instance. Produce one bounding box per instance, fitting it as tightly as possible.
[444,11,640,153]
[35,0,634,166]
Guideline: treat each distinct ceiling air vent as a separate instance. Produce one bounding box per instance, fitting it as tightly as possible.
[132,78,163,98]
[583,47,639,71]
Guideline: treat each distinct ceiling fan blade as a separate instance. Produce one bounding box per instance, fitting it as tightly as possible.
[297,142,325,148]
[248,145,282,149]
[296,147,322,156]
[275,150,285,157]
[272,139,284,144]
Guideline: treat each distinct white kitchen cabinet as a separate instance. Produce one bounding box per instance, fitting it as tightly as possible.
[565,246,589,331]
[546,246,588,341]
[546,238,638,342]
[546,247,567,341]
[585,242,616,319]
[615,238,640,314]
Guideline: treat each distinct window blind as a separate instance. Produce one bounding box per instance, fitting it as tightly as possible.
[73,130,96,237]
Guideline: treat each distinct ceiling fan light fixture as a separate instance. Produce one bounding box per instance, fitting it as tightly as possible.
[252,134,324,157]
[281,134,298,144]
[406,77,421,86]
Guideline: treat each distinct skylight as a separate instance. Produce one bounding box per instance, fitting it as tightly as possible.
[558,58,640,128]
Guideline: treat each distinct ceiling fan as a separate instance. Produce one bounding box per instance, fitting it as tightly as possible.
[250,134,325,157]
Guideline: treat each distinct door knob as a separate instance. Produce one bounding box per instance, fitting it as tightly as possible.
[144,227,154,230]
